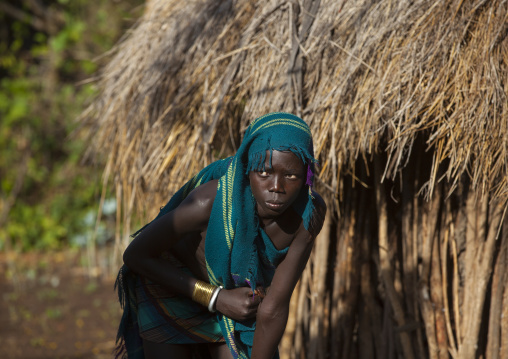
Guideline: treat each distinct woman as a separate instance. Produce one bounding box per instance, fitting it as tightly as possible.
[115,112,326,359]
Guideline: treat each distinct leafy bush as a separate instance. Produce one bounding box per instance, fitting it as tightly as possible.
[0,0,143,251]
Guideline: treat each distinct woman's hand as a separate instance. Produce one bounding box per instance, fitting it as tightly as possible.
[215,287,262,321]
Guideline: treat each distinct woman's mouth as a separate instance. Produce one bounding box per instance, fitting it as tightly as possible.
[266,201,284,210]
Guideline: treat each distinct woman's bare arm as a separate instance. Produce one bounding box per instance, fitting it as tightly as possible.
[122,179,218,298]
[251,193,327,359]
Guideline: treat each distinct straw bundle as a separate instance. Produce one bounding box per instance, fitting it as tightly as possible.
[83,0,508,357]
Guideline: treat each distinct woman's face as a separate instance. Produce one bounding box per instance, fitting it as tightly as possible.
[249,150,306,220]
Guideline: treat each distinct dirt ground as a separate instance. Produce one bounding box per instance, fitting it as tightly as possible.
[0,250,122,359]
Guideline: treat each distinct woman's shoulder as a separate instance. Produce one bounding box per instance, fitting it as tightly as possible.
[185,179,219,205]
[176,179,220,224]
[164,179,220,233]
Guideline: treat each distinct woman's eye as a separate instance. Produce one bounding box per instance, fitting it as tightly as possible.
[286,174,298,179]
[259,171,269,176]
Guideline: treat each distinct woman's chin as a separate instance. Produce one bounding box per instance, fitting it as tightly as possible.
[257,204,288,220]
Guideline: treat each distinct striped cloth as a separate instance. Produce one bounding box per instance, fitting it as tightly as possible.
[135,253,225,344]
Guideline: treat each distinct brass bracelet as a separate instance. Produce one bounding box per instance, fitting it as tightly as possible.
[192,280,217,307]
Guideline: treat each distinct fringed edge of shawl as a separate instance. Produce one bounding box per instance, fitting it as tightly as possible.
[114,265,128,358]
[114,265,143,359]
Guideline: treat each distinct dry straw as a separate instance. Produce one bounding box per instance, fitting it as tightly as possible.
[83,0,508,357]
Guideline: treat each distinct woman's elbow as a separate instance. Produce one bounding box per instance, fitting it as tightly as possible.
[257,301,289,324]
[122,244,137,268]
[122,240,157,274]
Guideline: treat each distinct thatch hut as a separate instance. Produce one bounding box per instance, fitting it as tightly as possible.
[83,0,508,357]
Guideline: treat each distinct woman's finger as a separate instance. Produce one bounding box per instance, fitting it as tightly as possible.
[248,295,262,308]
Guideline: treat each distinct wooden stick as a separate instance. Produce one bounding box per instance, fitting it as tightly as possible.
[486,232,507,359]
[486,203,508,359]
[374,160,415,359]
[358,211,381,358]
[430,207,448,359]
[501,264,508,359]
[413,187,426,359]
[113,182,123,276]
[294,260,310,358]
[418,194,439,359]
[308,209,331,359]
[451,226,461,349]
[457,198,507,358]
[322,291,330,359]
[330,215,343,359]
[335,194,360,359]
[441,205,457,357]
[401,172,416,334]
[460,189,486,344]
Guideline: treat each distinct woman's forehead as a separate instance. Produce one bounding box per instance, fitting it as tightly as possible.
[263,150,304,169]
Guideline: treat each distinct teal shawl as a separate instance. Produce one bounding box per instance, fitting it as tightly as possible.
[115,112,317,359]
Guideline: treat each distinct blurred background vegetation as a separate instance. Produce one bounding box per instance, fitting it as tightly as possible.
[0,2,145,356]
[0,0,143,253]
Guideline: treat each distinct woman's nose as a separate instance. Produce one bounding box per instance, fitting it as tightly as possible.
[270,176,285,193]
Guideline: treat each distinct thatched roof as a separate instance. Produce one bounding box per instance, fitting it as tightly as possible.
[84,0,507,218]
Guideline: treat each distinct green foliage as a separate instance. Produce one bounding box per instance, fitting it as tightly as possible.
[45,307,63,319]
[0,0,143,251]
